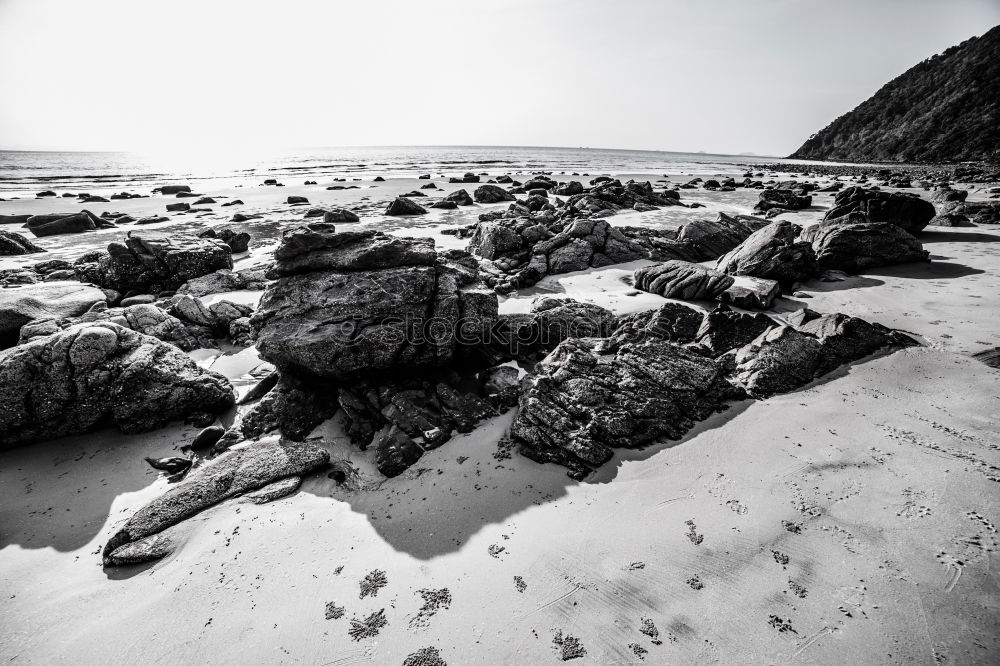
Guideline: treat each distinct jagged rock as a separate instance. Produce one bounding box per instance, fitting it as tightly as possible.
[928,213,972,227]
[474,184,516,204]
[553,181,583,196]
[603,302,705,350]
[803,213,930,272]
[102,438,329,565]
[444,189,474,206]
[754,189,812,213]
[430,200,458,210]
[634,260,734,301]
[530,296,617,347]
[385,197,427,216]
[178,267,268,297]
[0,230,45,256]
[0,282,106,343]
[715,220,816,283]
[673,213,770,260]
[824,186,935,234]
[692,307,776,357]
[0,322,234,447]
[287,196,309,205]
[166,202,190,212]
[943,201,1000,225]
[26,210,115,237]
[0,214,32,226]
[253,226,496,380]
[374,425,424,477]
[932,188,968,203]
[972,347,1000,368]
[199,228,250,253]
[510,338,741,478]
[238,372,338,441]
[78,231,233,294]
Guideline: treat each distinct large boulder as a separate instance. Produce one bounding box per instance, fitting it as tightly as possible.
[824,186,935,234]
[102,438,328,565]
[444,189,474,206]
[26,210,115,237]
[803,213,930,272]
[715,220,816,283]
[0,230,45,256]
[674,213,770,260]
[510,338,740,478]
[252,224,497,380]
[78,231,233,294]
[634,260,734,301]
[0,322,234,447]
[942,201,1000,225]
[474,184,516,204]
[0,282,106,344]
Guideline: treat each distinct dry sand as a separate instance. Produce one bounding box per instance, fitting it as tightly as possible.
[1,170,999,664]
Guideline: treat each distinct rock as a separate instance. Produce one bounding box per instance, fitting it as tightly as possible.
[693,307,776,357]
[511,338,741,478]
[374,425,424,477]
[0,230,45,256]
[199,228,251,253]
[102,438,329,565]
[932,187,968,203]
[943,201,1000,225]
[190,425,225,450]
[385,197,428,216]
[166,202,190,212]
[717,275,781,310]
[159,185,192,195]
[0,282,106,344]
[604,303,705,349]
[754,189,812,213]
[674,213,770,260]
[553,181,583,196]
[36,190,57,197]
[715,220,816,283]
[135,216,169,225]
[444,189,474,206]
[323,208,360,224]
[84,231,233,294]
[0,214,32,226]
[803,213,930,272]
[634,260,734,301]
[193,197,215,205]
[178,267,267,297]
[474,184,516,204]
[238,372,338,441]
[0,322,234,448]
[928,213,971,227]
[287,196,309,205]
[824,186,935,234]
[972,347,1000,368]
[467,222,525,260]
[430,200,458,210]
[26,210,114,237]
[252,226,497,381]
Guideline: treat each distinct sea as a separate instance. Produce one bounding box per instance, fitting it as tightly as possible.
[0,146,838,196]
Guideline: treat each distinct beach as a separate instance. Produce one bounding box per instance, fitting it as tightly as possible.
[1,153,999,664]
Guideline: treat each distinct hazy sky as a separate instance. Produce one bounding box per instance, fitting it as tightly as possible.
[0,0,997,156]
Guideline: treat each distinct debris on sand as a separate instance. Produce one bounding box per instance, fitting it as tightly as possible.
[359,569,388,599]
[788,580,808,598]
[686,575,704,590]
[629,643,649,659]
[410,588,452,628]
[514,576,527,593]
[348,609,387,641]
[324,602,345,620]
[782,520,803,534]
[685,520,704,545]
[626,561,646,571]
[493,437,514,461]
[639,618,663,645]
[403,646,447,666]
[768,614,797,634]
[488,544,506,558]
[772,550,790,567]
[552,630,587,661]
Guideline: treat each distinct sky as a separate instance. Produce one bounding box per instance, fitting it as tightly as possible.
[0,0,997,156]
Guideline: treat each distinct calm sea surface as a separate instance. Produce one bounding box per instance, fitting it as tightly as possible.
[0,145,844,195]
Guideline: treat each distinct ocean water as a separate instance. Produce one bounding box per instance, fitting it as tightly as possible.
[0,146,835,195]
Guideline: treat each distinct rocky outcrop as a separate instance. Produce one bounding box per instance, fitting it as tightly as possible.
[715,221,816,283]
[73,232,233,294]
[803,213,930,272]
[0,230,45,256]
[252,224,497,381]
[199,228,251,253]
[26,210,115,237]
[0,282,107,345]
[754,189,812,214]
[942,201,1000,225]
[0,322,234,447]
[824,187,935,234]
[510,338,741,479]
[178,267,268,297]
[634,261,734,301]
[102,438,328,566]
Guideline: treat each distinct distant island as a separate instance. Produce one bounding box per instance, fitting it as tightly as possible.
[790,24,1000,163]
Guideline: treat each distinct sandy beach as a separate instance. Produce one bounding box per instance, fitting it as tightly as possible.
[2,163,999,664]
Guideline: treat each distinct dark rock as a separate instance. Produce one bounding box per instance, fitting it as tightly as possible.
[511,338,741,478]
[474,184,516,204]
[803,213,930,272]
[430,200,458,210]
[102,438,328,565]
[287,196,309,205]
[0,230,45,256]
[824,187,935,234]
[0,283,106,343]
[26,210,115,237]
[199,228,251,253]
[942,201,1000,225]
[693,307,776,357]
[238,372,338,441]
[323,208,360,224]
[0,322,234,447]
[166,202,190,212]
[444,189,474,206]
[159,185,192,195]
[715,220,816,283]
[385,197,428,216]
